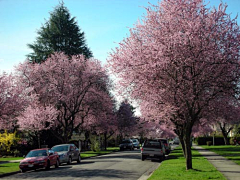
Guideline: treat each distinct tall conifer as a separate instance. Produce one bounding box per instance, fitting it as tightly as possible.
[27,3,92,63]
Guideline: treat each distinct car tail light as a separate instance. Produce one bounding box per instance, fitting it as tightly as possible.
[141,147,143,152]
[165,143,168,147]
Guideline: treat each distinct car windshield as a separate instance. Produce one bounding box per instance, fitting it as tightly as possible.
[132,139,137,142]
[144,140,161,148]
[26,150,48,158]
[52,145,69,152]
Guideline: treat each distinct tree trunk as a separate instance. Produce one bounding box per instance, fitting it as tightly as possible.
[184,129,192,170]
[104,132,107,150]
[223,133,229,145]
[219,123,230,145]
[179,136,186,158]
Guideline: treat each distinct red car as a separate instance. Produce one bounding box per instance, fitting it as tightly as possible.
[19,148,59,172]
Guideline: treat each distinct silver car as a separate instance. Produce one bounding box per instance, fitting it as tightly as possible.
[51,144,81,165]
[141,139,166,161]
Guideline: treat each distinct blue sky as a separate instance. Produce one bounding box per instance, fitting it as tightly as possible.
[0,0,240,73]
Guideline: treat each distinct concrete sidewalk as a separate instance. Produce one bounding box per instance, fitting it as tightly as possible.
[193,145,240,180]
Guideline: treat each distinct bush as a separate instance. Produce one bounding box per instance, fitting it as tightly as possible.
[230,135,240,145]
[90,135,100,152]
[195,136,230,145]
[206,141,212,146]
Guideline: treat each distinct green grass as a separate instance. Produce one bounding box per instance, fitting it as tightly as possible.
[0,163,20,175]
[81,147,119,158]
[201,145,240,165]
[148,147,226,180]
[0,157,24,161]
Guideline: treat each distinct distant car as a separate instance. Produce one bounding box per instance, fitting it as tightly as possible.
[173,137,180,144]
[119,139,134,151]
[159,138,171,154]
[141,139,166,161]
[131,139,140,149]
[51,144,81,165]
[19,148,59,173]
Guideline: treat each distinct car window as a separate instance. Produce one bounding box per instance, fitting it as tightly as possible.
[52,145,69,152]
[70,145,75,151]
[144,140,162,148]
[26,150,48,157]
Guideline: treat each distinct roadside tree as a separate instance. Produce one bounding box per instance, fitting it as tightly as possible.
[17,52,112,143]
[108,0,240,169]
[0,73,28,130]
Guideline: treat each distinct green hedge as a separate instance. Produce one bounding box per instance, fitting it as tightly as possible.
[195,136,230,145]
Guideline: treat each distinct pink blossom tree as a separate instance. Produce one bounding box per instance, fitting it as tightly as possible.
[16,52,114,143]
[108,0,240,169]
[209,97,240,145]
[0,73,28,130]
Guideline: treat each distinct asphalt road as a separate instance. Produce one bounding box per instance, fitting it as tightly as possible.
[3,149,161,180]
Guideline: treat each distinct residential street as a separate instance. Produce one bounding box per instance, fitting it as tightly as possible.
[3,149,160,180]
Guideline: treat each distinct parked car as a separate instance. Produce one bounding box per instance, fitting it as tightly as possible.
[19,148,59,173]
[51,144,81,165]
[131,139,140,149]
[159,138,171,154]
[119,139,134,151]
[173,137,180,144]
[141,139,166,161]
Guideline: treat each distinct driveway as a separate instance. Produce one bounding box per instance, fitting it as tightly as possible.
[4,149,160,180]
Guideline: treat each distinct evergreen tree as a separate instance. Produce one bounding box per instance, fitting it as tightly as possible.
[27,3,92,63]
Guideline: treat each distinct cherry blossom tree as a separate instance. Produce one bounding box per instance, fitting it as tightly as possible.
[0,73,28,130]
[108,0,240,169]
[16,52,114,143]
[210,97,240,145]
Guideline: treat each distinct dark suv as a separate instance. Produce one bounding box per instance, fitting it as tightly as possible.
[119,139,134,151]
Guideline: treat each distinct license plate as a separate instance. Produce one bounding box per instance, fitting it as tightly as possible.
[150,154,154,157]
[28,164,34,167]
[124,146,126,148]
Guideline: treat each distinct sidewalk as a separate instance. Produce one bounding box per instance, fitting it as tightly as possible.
[193,145,240,180]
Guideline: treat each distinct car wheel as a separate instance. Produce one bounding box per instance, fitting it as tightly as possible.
[141,155,146,161]
[20,169,26,173]
[45,160,50,170]
[55,159,60,168]
[67,156,72,165]
[77,155,81,163]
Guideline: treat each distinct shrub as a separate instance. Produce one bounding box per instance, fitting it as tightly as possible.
[230,135,240,145]
[195,136,230,145]
[207,141,212,146]
[90,135,100,152]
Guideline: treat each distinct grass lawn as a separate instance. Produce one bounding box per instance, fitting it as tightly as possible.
[0,163,20,175]
[201,145,240,165]
[0,157,24,161]
[148,147,226,180]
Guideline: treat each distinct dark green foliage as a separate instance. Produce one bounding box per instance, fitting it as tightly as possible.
[27,2,92,63]
[195,136,230,145]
